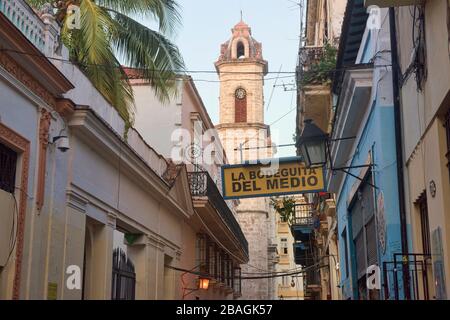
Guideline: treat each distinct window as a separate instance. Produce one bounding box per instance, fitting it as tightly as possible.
[233,267,242,297]
[416,192,431,255]
[192,119,203,170]
[280,238,288,255]
[350,173,379,300]
[196,234,208,273]
[234,88,247,123]
[0,143,17,193]
[281,275,288,286]
[237,41,245,58]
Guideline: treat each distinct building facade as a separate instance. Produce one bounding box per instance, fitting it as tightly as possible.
[273,196,305,300]
[0,0,247,300]
[329,1,411,300]
[392,0,450,300]
[295,0,346,300]
[129,73,249,300]
[215,20,277,300]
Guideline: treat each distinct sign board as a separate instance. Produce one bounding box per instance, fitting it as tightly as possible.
[221,157,326,199]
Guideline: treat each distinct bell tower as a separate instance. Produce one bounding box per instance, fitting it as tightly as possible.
[215,20,275,300]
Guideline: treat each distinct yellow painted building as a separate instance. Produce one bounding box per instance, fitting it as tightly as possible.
[273,195,305,300]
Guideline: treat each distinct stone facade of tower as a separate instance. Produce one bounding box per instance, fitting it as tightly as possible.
[215,20,277,300]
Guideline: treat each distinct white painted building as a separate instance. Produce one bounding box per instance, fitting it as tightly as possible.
[0,0,247,300]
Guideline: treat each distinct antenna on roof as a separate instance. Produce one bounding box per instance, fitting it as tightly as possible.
[240,10,243,21]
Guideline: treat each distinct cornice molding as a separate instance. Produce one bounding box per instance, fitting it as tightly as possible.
[0,50,56,108]
[0,13,73,95]
[69,109,192,221]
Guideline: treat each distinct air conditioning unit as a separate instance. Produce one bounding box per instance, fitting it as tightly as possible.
[364,0,424,7]
[0,189,15,267]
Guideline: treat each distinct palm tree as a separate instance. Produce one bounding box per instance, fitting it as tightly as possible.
[28,0,185,125]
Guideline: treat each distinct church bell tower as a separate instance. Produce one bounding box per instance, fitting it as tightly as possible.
[215,20,275,300]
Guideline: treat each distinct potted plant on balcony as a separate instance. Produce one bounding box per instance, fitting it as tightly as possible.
[270,197,296,225]
[301,43,337,86]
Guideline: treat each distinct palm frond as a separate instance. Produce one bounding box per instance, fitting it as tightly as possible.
[26,0,48,8]
[108,10,185,103]
[62,0,134,123]
[96,0,181,35]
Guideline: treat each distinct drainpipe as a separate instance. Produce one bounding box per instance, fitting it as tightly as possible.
[389,7,411,300]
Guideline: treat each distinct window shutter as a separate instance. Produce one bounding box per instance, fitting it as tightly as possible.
[351,202,363,240]
[361,181,375,222]
[366,217,378,266]
[355,232,366,278]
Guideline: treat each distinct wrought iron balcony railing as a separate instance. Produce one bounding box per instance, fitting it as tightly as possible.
[296,46,325,80]
[292,203,315,226]
[188,171,249,257]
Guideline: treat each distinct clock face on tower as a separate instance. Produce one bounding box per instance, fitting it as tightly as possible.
[235,88,247,100]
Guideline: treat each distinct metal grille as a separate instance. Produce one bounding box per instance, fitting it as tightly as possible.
[187,171,249,256]
[233,267,242,298]
[111,248,136,300]
[361,181,375,221]
[350,173,378,282]
[366,217,378,266]
[383,254,431,300]
[196,234,207,273]
[355,232,365,278]
[292,203,314,226]
[0,143,17,193]
[351,201,363,240]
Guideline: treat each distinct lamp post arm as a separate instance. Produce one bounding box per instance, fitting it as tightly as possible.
[335,168,378,189]
[330,136,357,142]
[332,164,374,171]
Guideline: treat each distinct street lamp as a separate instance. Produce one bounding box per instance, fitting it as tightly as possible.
[296,119,329,168]
[198,277,210,290]
[296,119,377,189]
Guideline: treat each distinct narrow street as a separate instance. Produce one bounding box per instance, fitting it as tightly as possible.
[1,0,450,311]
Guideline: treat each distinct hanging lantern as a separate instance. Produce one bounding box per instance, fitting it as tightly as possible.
[296,119,329,168]
[199,278,210,290]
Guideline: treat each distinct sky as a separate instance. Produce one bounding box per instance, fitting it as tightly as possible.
[146,0,302,158]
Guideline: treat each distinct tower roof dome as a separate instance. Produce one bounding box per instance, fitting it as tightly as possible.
[216,20,267,67]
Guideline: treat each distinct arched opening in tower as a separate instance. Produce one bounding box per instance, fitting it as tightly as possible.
[237,41,245,59]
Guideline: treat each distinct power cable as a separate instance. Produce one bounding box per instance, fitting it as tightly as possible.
[3,191,19,269]
[165,262,329,280]
[0,48,392,77]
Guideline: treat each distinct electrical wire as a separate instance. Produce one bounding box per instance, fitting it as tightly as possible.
[3,191,19,269]
[0,47,392,78]
[165,261,329,280]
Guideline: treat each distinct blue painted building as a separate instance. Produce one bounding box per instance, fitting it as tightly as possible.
[329,2,409,300]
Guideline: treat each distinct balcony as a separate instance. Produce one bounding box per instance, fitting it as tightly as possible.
[278,254,290,265]
[324,198,336,217]
[188,171,249,261]
[304,269,322,300]
[290,203,314,242]
[0,0,59,56]
[293,242,312,266]
[277,221,290,234]
[296,46,333,133]
[278,284,304,299]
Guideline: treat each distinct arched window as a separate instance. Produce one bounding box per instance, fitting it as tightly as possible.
[237,41,245,59]
[235,88,247,123]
